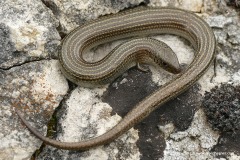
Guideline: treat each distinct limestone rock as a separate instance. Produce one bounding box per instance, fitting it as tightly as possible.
[0,0,60,69]
[0,60,68,160]
[1,0,240,159]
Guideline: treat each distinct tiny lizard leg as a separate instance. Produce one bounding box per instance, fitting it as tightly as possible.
[210,58,217,83]
[137,63,148,72]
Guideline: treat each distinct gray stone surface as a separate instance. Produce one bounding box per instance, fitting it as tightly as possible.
[0,0,60,69]
[42,0,147,34]
[148,0,203,12]
[36,87,140,160]
[161,109,220,160]
[0,0,240,160]
[0,23,16,67]
[0,60,68,159]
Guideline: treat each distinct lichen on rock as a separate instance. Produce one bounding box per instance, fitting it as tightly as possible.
[203,84,240,133]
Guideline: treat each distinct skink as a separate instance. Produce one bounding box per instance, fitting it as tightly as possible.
[16,7,216,150]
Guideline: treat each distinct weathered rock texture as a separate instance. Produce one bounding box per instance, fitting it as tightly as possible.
[0,60,68,159]
[0,0,60,69]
